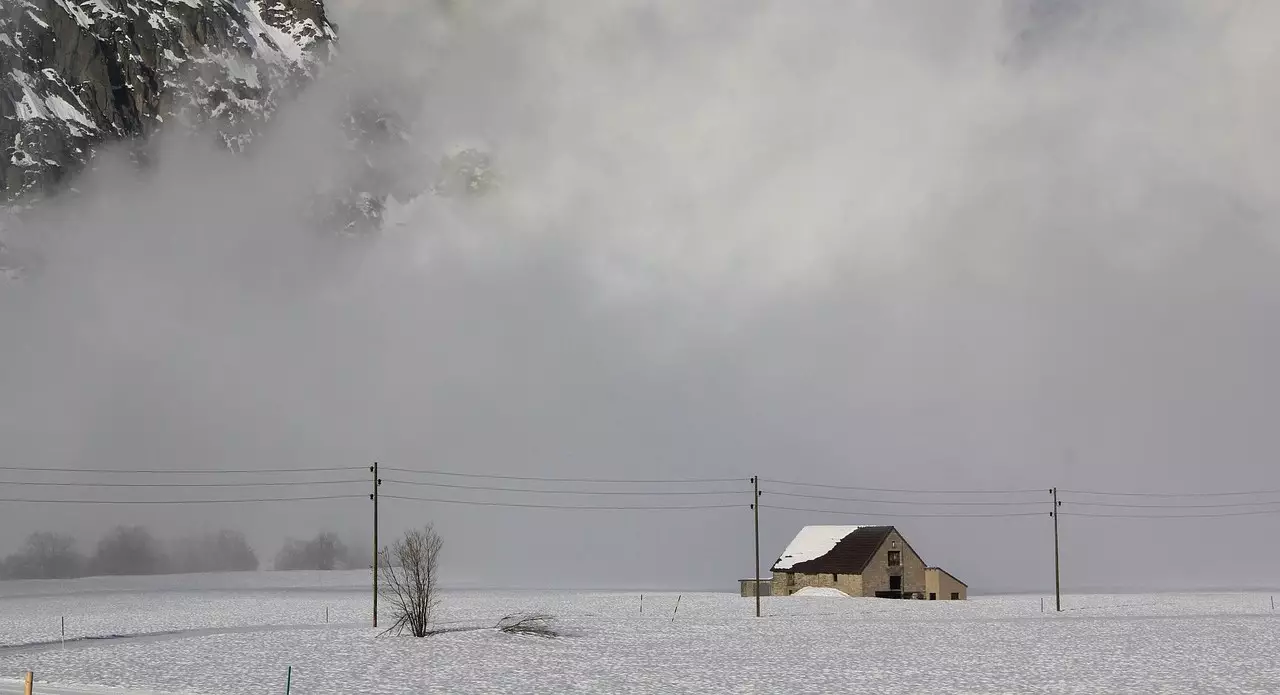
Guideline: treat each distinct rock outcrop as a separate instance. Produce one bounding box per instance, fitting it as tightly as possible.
[0,0,336,201]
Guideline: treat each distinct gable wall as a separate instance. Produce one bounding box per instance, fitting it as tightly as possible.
[859,528,926,597]
[926,568,967,600]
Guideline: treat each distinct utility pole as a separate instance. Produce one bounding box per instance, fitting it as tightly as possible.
[751,475,761,618]
[1051,486,1061,612]
[371,462,381,628]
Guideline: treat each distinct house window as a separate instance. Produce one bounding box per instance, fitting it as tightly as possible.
[887,550,901,567]
[929,593,937,600]
[832,574,838,582]
[951,592,960,600]
[786,573,796,586]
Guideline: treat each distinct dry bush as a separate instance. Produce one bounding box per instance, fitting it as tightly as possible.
[378,525,443,637]
[497,613,560,638]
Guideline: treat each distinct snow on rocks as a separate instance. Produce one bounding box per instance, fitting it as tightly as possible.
[1,0,336,201]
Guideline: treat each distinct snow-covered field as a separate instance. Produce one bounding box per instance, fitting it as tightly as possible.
[2,573,1279,694]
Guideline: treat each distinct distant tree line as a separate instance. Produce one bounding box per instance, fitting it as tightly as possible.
[273,532,357,571]
[0,527,358,580]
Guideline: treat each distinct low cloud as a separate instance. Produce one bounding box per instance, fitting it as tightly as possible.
[2,1,1279,591]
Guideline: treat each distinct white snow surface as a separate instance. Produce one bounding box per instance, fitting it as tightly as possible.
[42,95,97,132]
[2,573,1280,693]
[241,0,304,64]
[0,679,178,695]
[771,524,862,570]
[791,586,849,598]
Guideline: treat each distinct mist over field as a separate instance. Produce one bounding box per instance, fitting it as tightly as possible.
[3,0,1280,593]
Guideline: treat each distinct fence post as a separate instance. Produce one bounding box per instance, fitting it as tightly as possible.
[24,671,33,695]
[671,595,682,623]
[285,666,292,695]
[640,594,643,615]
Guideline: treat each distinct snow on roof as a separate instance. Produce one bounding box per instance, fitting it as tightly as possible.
[773,525,863,571]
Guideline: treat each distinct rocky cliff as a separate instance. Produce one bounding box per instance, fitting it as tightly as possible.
[0,0,336,202]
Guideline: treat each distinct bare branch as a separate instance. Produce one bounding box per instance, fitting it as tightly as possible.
[497,613,561,638]
[377,524,443,637]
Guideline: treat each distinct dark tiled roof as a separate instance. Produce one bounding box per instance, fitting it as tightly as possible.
[774,526,894,574]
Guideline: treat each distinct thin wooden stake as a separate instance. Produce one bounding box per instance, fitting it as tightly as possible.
[671,595,682,622]
[640,594,643,615]
[285,665,292,695]
[23,671,33,695]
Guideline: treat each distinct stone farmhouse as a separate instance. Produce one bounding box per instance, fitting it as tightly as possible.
[742,525,967,600]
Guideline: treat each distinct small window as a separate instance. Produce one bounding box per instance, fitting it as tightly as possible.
[832,573,838,582]
[929,593,937,600]
[951,592,960,600]
[786,573,796,586]
[887,550,901,567]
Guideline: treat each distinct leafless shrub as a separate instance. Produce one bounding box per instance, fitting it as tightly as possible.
[497,613,560,638]
[378,525,443,638]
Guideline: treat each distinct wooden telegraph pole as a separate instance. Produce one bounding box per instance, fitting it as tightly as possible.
[371,462,381,628]
[1051,486,1061,612]
[751,476,761,618]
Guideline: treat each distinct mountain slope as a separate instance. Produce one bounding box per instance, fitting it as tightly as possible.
[0,0,336,201]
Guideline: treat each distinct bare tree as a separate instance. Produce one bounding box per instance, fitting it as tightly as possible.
[171,530,259,574]
[91,526,167,576]
[274,531,350,571]
[377,525,443,637]
[1,532,84,579]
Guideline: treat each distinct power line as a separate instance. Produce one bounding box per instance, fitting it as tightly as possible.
[383,494,744,511]
[765,490,1045,507]
[382,479,748,496]
[761,478,1045,495]
[759,504,1045,519]
[1060,487,1280,498]
[381,467,743,484]
[1061,508,1280,519]
[0,494,364,505]
[1063,499,1280,510]
[0,479,364,488]
[0,466,359,476]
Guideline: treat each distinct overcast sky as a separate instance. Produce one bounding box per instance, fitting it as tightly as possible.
[2,0,1280,593]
